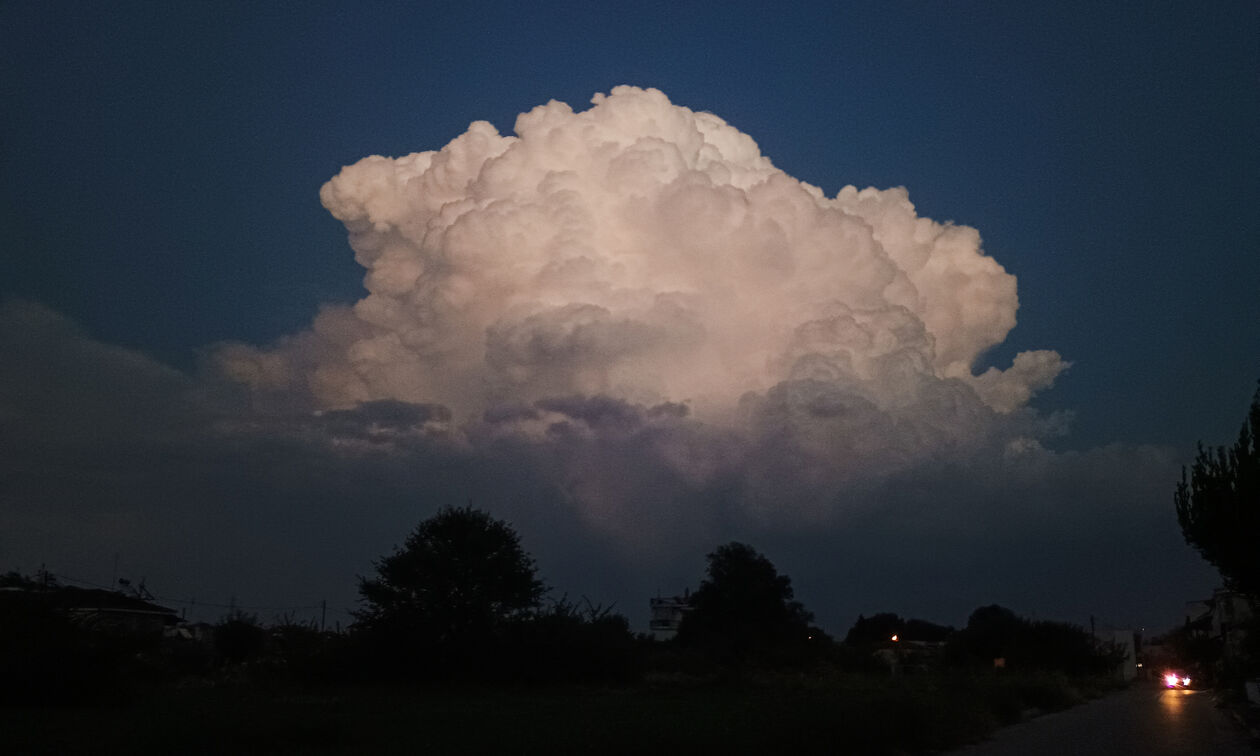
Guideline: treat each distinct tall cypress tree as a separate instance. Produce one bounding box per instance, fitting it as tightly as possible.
[1175,383,1260,595]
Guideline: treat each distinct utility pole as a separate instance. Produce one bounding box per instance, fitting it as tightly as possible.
[321,600,327,633]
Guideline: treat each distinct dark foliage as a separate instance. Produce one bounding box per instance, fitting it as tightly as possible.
[1159,620,1220,682]
[348,506,646,683]
[1175,383,1260,595]
[1,570,47,590]
[0,582,151,705]
[676,542,815,666]
[356,506,545,645]
[844,612,954,646]
[343,599,641,685]
[263,619,335,681]
[212,618,353,686]
[845,612,902,645]
[501,599,641,684]
[944,604,1122,676]
[214,610,267,665]
[0,672,1108,755]
[1233,612,1260,681]
[904,618,955,643]
[947,605,1023,663]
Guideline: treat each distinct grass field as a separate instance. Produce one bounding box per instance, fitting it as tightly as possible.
[2,671,1112,755]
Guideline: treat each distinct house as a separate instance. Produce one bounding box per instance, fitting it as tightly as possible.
[64,588,181,640]
[1199,589,1255,663]
[874,636,948,675]
[1,584,180,641]
[649,590,693,641]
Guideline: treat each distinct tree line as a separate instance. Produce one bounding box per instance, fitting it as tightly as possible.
[328,506,1119,684]
[2,502,1124,703]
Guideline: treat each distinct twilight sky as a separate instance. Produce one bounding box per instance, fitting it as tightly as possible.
[1,1,1256,634]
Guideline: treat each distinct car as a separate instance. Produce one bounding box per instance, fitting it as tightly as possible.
[1163,671,1192,689]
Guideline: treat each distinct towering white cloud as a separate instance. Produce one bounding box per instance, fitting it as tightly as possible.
[215,86,1067,518]
[1,88,1215,633]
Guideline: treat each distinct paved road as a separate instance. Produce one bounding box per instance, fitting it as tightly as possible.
[953,685,1256,755]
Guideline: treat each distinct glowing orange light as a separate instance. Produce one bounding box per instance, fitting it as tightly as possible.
[891,634,899,642]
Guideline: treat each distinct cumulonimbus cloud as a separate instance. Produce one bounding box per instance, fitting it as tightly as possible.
[3,89,1213,632]
[213,86,1068,521]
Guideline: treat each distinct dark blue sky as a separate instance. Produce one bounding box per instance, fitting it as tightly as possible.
[4,1,1257,447]
[1,1,1256,631]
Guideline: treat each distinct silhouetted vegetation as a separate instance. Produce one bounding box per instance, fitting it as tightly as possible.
[0,575,161,705]
[356,506,545,641]
[350,506,637,684]
[1160,618,1222,682]
[2,526,1129,753]
[0,669,1118,755]
[676,542,817,668]
[214,610,268,665]
[501,598,641,684]
[944,604,1123,676]
[1175,382,1260,595]
[844,612,954,646]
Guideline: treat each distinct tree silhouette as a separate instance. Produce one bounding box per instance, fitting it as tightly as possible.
[214,609,266,665]
[1175,383,1260,595]
[356,506,545,645]
[844,612,905,646]
[844,612,953,645]
[948,604,1024,664]
[677,542,813,663]
[945,604,1122,675]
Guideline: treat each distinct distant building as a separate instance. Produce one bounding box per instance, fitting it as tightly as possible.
[67,595,180,640]
[649,590,693,641]
[1094,628,1137,681]
[1187,589,1255,664]
[0,584,179,640]
[874,637,947,675]
[1183,599,1214,643]
[167,621,214,643]
[1139,634,1173,678]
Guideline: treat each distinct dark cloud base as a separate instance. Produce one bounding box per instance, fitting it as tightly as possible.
[0,300,1216,632]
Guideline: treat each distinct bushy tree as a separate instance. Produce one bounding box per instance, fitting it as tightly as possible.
[214,610,267,665]
[1175,384,1260,595]
[845,613,905,646]
[677,542,814,664]
[945,605,1120,675]
[845,613,953,646]
[356,506,545,645]
[948,605,1024,663]
[505,599,640,683]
